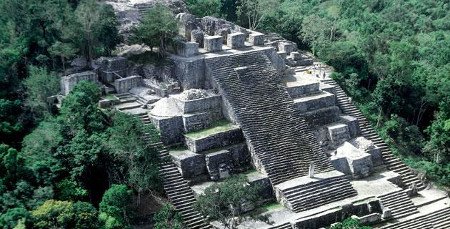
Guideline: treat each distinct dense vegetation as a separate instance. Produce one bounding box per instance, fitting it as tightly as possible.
[0,0,177,227]
[187,0,450,188]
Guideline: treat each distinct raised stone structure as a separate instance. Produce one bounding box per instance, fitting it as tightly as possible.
[226,32,246,49]
[114,75,142,94]
[204,35,223,52]
[176,41,199,57]
[61,71,98,95]
[249,33,265,46]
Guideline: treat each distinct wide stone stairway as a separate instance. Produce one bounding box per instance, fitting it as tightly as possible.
[321,79,425,190]
[137,113,211,229]
[205,52,358,213]
[379,207,450,229]
[378,190,418,219]
[206,52,333,185]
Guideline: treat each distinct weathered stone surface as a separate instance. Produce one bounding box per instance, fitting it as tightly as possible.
[293,91,336,113]
[175,41,199,57]
[226,32,246,49]
[170,149,206,178]
[278,42,295,54]
[205,150,233,180]
[191,29,204,47]
[249,33,265,46]
[176,13,197,39]
[340,115,361,138]
[96,56,128,83]
[349,137,383,167]
[114,75,142,93]
[173,92,222,114]
[61,71,98,95]
[185,127,244,153]
[327,123,351,146]
[204,35,223,52]
[150,115,184,145]
[246,171,273,201]
[334,142,374,178]
[215,28,231,42]
[182,110,223,132]
[171,55,206,89]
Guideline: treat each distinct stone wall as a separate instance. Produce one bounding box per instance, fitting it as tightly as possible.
[185,127,244,153]
[172,55,206,89]
[150,115,184,145]
[293,198,383,229]
[114,75,142,94]
[183,110,223,132]
[176,95,221,114]
[61,71,98,95]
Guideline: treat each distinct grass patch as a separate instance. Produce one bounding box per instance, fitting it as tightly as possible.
[260,202,283,212]
[104,94,118,100]
[185,120,236,139]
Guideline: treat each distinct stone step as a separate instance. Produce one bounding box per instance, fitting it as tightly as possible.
[292,91,336,113]
[378,190,418,219]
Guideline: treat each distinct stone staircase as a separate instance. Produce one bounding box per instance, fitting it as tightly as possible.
[137,113,211,229]
[378,190,418,219]
[379,207,450,229]
[276,171,357,212]
[322,79,425,190]
[205,52,333,186]
[115,93,145,111]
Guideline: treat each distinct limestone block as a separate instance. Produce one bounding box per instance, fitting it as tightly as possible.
[114,75,142,94]
[97,57,128,83]
[176,41,199,57]
[293,91,336,113]
[215,28,231,42]
[327,123,351,146]
[337,142,373,178]
[290,51,301,61]
[171,55,206,89]
[301,106,341,127]
[263,48,287,74]
[191,29,204,47]
[98,99,112,109]
[246,172,273,201]
[278,42,295,54]
[228,143,251,169]
[249,33,265,46]
[340,115,361,138]
[182,110,223,132]
[226,32,246,49]
[204,35,223,52]
[205,150,233,180]
[352,213,381,225]
[349,137,383,166]
[330,156,351,174]
[61,71,98,95]
[185,127,244,153]
[170,150,206,178]
[277,51,287,59]
[174,94,222,114]
[150,115,184,145]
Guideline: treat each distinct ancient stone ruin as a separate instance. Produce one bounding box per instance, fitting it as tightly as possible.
[58,8,450,229]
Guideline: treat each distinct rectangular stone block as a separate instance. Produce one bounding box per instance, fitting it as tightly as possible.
[97,57,128,83]
[170,150,206,178]
[277,51,287,59]
[150,115,184,145]
[206,150,233,180]
[114,75,142,94]
[204,35,223,52]
[290,51,301,60]
[175,95,222,114]
[176,41,199,57]
[61,71,98,95]
[278,42,295,54]
[182,110,223,133]
[327,123,351,146]
[191,29,204,47]
[185,127,244,153]
[249,33,265,46]
[226,32,246,49]
[340,115,361,138]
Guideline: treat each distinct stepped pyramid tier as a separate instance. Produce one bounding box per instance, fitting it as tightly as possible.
[274,171,358,212]
[205,52,333,185]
